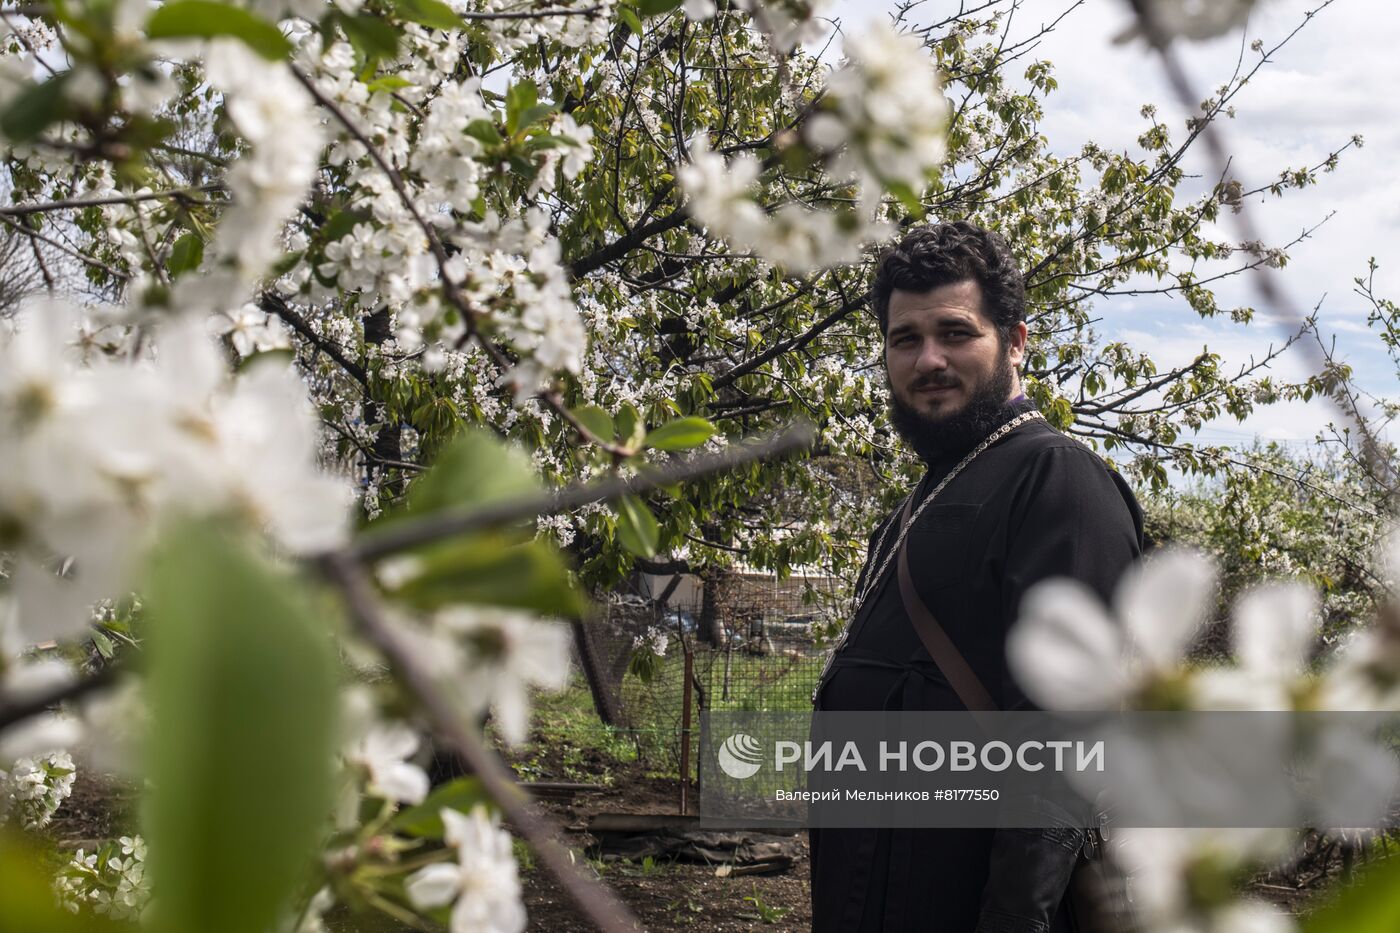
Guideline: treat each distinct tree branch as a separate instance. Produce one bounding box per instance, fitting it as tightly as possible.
[458,5,603,20]
[259,292,369,389]
[289,64,633,459]
[567,192,687,279]
[319,553,639,933]
[1124,0,1392,495]
[346,422,815,562]
[0,664,120,733]
[0,213,129,281]
[0,185,225,217]
[711,287,870,392]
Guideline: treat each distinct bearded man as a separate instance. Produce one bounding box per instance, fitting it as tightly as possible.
[808,222,1144,932]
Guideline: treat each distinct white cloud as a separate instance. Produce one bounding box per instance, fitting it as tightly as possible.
[826,0,1400,451]
[1329,317,1375,336]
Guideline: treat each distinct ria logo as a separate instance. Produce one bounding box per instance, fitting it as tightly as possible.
[717,733,764,779]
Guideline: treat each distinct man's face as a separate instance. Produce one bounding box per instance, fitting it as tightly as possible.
[885,279,1026,417]
[883,279,1028,457]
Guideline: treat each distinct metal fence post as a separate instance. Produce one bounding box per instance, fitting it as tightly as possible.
[679,647,694,815]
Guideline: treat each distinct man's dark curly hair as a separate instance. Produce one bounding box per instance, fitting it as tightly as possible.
[871,221,1026,340]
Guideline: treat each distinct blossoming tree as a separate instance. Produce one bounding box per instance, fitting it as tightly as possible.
[0,0,1395,931]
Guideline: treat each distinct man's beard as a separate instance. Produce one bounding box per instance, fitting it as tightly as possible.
[887,354,1016,462]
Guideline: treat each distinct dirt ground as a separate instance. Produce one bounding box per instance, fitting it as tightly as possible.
[42,762,813,932]
[521,855,812,932]
[44,771,139,850]
[512,765,813,932]
[40,748,1384,933]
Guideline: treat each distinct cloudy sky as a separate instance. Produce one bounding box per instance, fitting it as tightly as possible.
[829,0,1400,454]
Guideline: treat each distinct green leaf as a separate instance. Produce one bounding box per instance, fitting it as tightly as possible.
[618,4,644,35]
[166,232,204,276]
[270,249,304,279]
[365,75,413,94]
[91,627,115,659]
[628,645,663,683]
[403,428,540,518]
[615,403,644,450]
[523,134,569,154]
[146,2,294,60]
[505,80,538,135]
[616,495,660,558]
[144,521,338,933]
[1304,855,1400,933]
[393,0,463,31]
[885,180,927,220]
[0,74,71,144]
[337,13,401,63]
[643,416,716,451]
[464,118,504,147]
[636,0,684,15]
[0,832,125,932]
[571,405,614,443]
[320,207,369,244]
[386,534,589,618]
[517,103,558,131]
[235,347,296,371]
[389,776,492,838]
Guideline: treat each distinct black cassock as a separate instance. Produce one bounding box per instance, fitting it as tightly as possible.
[809,398,1144,932]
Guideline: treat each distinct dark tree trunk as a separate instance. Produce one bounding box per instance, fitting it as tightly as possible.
[362,307,403,498]
[698,568,723,647]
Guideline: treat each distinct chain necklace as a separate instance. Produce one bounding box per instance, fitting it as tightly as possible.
[812,409,1044,704]
[851,410,1044,612]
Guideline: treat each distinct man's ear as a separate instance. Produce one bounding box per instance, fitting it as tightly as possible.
[1007,321,1028,367]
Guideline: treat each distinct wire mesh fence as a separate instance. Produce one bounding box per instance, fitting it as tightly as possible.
[569,568,847,781]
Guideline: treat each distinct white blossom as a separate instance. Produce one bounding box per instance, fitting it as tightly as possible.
[678,134,880,272]
[0,605,85,759]
[436,607,573,745]
[53,834,152,922]
[75,674,147,776]
[1193,582,1319,710]
[405,806,526,933]
[0,303,350,643]
[411,77,489,213]
[535,513,577,548]
[210,304,292,358]
[675,26,946,272]
[196,39,324,308]
[1319,622,1400,712]
[0,749,75,829]
[735,0,828,55]
[677,134,766,246]
[1007,548,1217,710]
[347,722,430,805]
[554,113,595,180]
[464,0,613,52]
[815,27,950,212]
[1315,528,1400,707]
[1111,828,1295,933]
[632,628,669,658]
[290,886,337,933]
[682,0,717,22]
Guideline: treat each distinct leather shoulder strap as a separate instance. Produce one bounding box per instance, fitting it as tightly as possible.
[894,494,1000,713]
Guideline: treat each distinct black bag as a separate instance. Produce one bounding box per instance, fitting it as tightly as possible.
[1065,812,1137,933]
